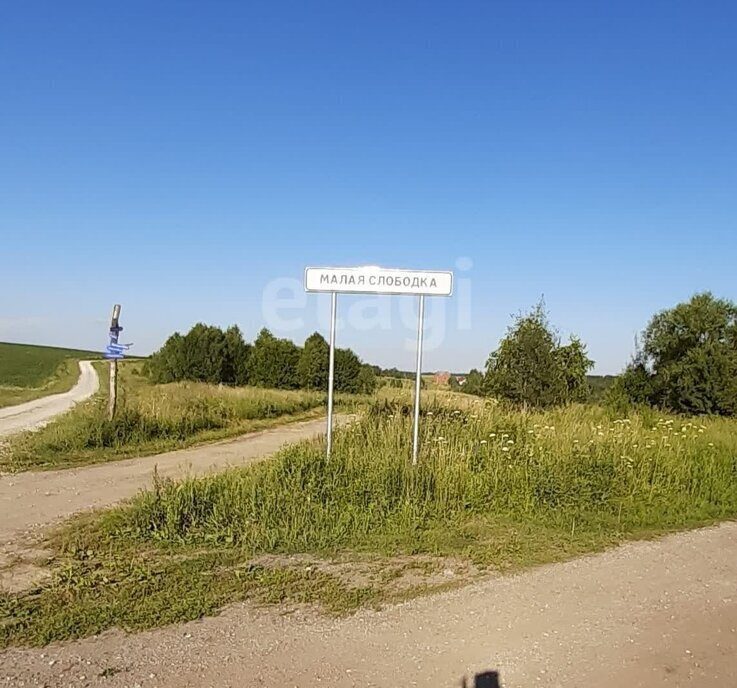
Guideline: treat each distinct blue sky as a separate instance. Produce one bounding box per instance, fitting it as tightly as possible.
[1,1,735,374]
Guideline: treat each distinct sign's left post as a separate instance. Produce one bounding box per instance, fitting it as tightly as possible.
[326,292,337,458]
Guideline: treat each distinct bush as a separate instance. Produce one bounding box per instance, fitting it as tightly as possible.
[247,329,301,390]
[297,332,330,390]
[615,293,737,416]
[484,303,593,407]
[462,369,484,396]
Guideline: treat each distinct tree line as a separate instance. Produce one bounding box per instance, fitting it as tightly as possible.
[144,325,377,394]
[470,292,737,416]
[144,292,736,417]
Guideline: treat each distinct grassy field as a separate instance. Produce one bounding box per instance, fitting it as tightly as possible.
[0,342,98,408]
[0,360,347,471]
[0,361,463,472]
[3,396,737,647]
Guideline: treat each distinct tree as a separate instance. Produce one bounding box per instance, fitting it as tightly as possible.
[484,303,593,407]
[463,368,485,396]
[616,293,737,415]
[555,337,593,402]
[179,323,228,383]
[222,325,251,385]
[485,304,563,407]
[146,324,228,384]
[247,328,300,389]
[334,347,362,393]
[297,332,329,390]
[145,332,186,383]
[146,324,251,386]
[145,323,379,395]
[356,364,378,394]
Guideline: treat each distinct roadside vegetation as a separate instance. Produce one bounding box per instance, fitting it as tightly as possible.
[0,361,345,471]
[0,342,97,408]
[2,396,736,647]
[609,293,737,416]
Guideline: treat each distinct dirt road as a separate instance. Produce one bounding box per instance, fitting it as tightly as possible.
[0,416,343,545]
[1,522,735,687]
[0,361,99,438]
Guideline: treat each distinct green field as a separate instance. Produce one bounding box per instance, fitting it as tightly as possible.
[3,396,736,647]
[0,342,99,408]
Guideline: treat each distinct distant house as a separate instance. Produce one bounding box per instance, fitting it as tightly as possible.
[433,371,451,385]
[456,376,467,386]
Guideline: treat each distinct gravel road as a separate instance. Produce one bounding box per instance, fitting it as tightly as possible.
[1,522,735,687]
[0,361,99,438]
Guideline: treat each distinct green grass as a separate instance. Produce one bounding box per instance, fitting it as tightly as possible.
[0,342,98,408]
[3,397,737,647]
[0,362,342,471]
[0,361,420,472]
[119,400,737,553]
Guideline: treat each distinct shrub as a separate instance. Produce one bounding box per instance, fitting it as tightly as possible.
[247,329,301,390]
[484,303,593,407]
[615,293,737,416]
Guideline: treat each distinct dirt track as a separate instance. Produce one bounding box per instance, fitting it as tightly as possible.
[1,522,735,687]
[0,361,99,438]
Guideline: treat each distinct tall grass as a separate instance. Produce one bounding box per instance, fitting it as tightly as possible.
[6,397,737,647]
[2,382,330,470]
[116,399,737,557]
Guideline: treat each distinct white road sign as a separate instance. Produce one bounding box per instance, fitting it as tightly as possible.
[304,266,453,296]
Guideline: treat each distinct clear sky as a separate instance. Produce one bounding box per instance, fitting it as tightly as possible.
[1,1,735,374]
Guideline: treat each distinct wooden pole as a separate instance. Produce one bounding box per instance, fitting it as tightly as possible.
[108,304,121,420]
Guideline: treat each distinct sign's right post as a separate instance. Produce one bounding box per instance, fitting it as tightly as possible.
[412,294,425,466]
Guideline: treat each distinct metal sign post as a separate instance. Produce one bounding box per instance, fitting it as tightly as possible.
[305,266,453,464]
[412,294,425,465]
[326,291,337,458]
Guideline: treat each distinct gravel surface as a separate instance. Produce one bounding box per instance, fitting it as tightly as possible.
[0,361,99,439]
[1,522,735,687]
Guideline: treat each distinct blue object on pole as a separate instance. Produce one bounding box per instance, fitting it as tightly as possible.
[103,338,131,360]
